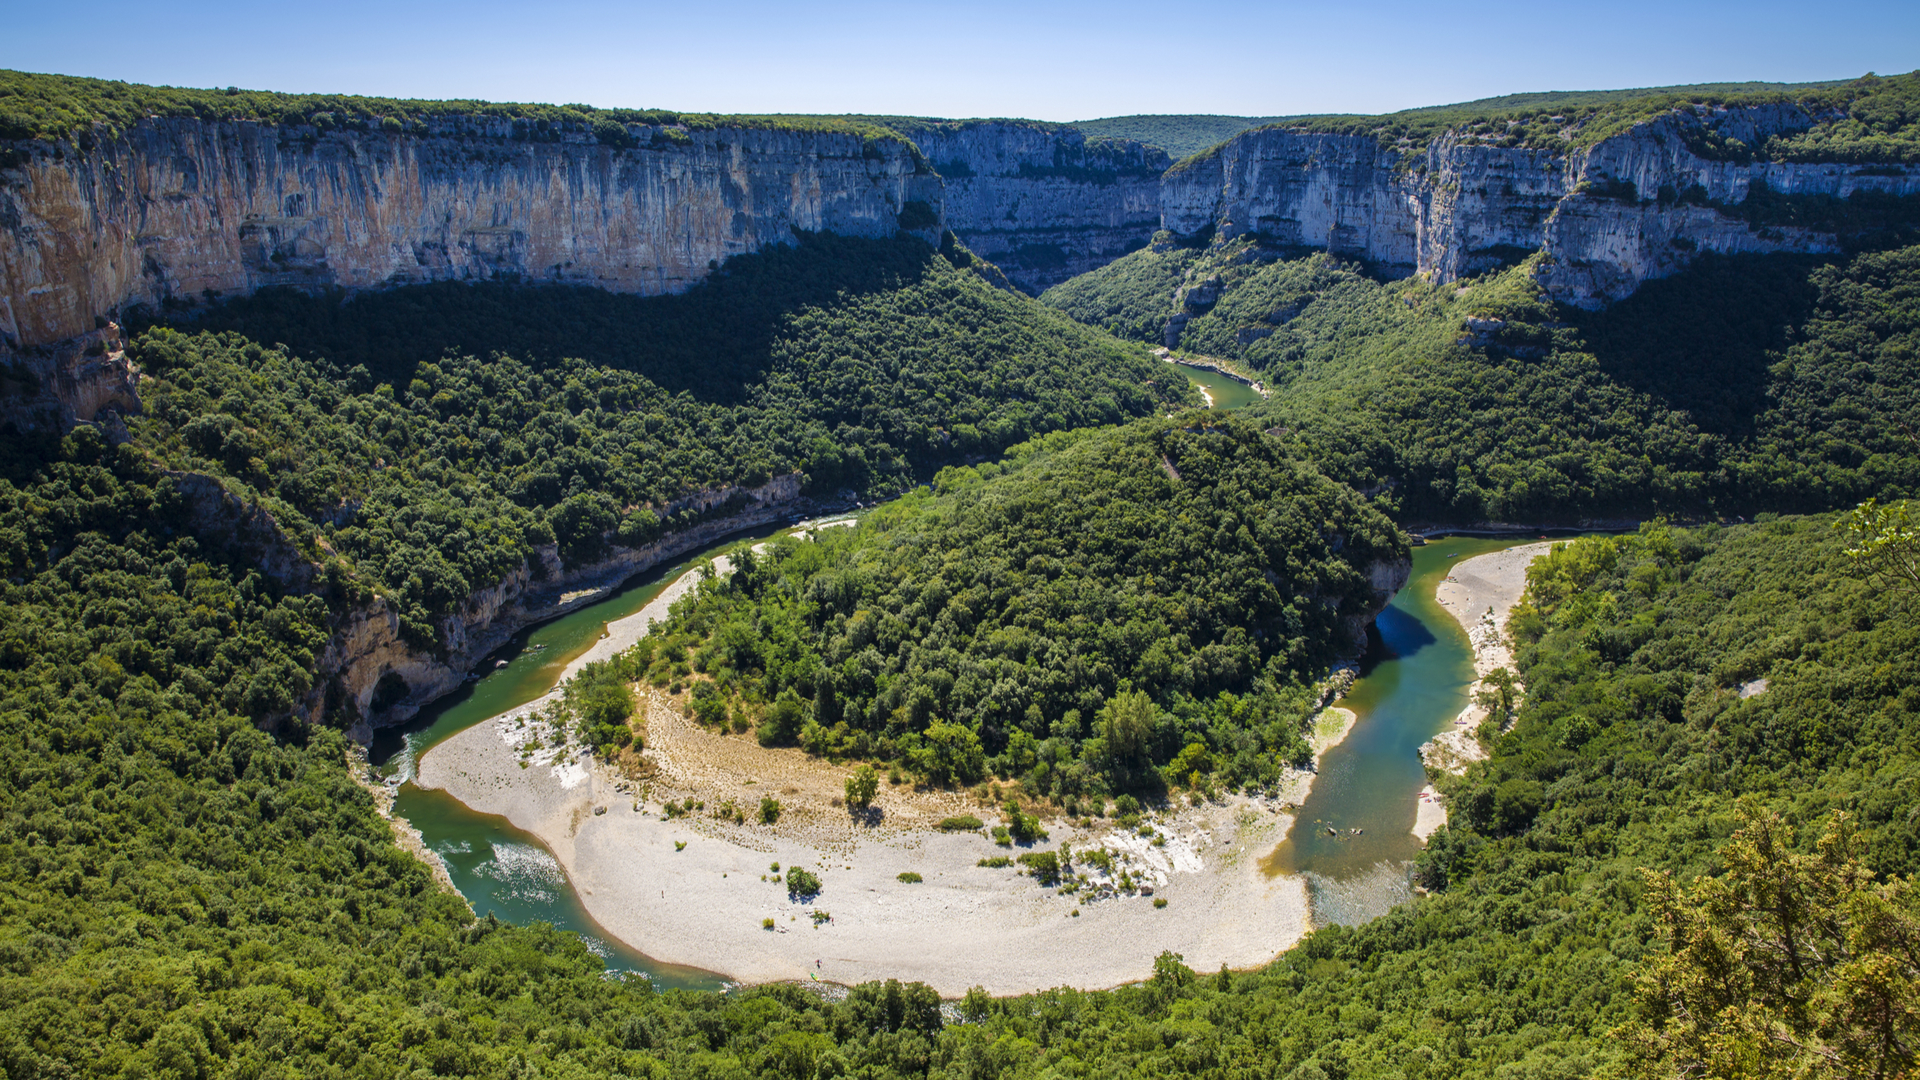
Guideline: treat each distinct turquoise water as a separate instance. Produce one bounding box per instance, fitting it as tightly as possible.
[366,423,1538,976]
[1177,363,1264,410]
[1261,537,1538,926]
[369,526,802,990]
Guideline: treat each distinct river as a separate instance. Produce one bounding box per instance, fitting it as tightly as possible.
[1261,536,1538,927]
[369,526,800,990]
[368,365,1515,986]
[1173,361,1265,410]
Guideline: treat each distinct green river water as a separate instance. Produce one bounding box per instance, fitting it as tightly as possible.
[370,527,796,990]
[368,366,1526,984]
[1173,362,1265,410]
[1260,536,1539,927]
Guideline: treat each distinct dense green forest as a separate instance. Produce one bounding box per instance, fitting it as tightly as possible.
[122,234,1188,645]
[634,415,1404,793]
[1043,236,1920,522]
[9,63,1920,1079]
[0,68,908,146]
[8,390,1913,1073]
[1170,70,1920,165]
[1065,115,1290,159]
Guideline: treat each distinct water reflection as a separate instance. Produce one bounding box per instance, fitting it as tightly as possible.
[1373,598,1437,659]
[1176,363,1263,410]
[1262,537,1538,925]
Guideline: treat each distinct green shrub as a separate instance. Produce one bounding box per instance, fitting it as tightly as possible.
[896,872,923,884]
[845,765,880,810]
[938,815,985,831]
[786,867,822,898]
[1016,851,1063,886]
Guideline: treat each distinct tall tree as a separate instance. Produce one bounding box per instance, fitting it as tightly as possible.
[1621,804,1920,1079]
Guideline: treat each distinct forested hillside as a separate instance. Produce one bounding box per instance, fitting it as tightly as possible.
[6,62,1920,1080]
[1066,115,1290,159]
[639,415,1405,794]
[124,234,1189,645]
[1185,70,1920,163]
[9,399,1913,1074]
[1044,237,1920,522]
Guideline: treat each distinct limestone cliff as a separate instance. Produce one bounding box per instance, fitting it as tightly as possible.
[0,319,138,432]
[1161,104,1920,307]
[315,472,805,735]
[902,121,1168,294]
[1341,553,1412,656]
[0,116,941,353]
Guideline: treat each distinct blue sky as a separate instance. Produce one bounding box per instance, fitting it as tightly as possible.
[2,0,1914,120]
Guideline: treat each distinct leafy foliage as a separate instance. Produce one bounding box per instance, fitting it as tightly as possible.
[1621,805,1919,1080]
[0,67,911,147]
[641,414,1405,794]
[845,764,880,809]
[124,235,1188,645]
[1839,497,1920,601]
[0,427,660,1077]
[785,867,822,898]
[1047,238,1920,523]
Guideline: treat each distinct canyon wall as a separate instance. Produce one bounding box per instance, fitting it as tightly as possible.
[1160,104,1920,307]
[152,448,807,735]
[316,472,806,735]
[11,101,1905,357]
[903,121,1168,294]
[0,116,942,353]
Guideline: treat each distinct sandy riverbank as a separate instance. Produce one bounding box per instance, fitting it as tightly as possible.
[418,690,1338,995]
[415,554,1378,994]
[1413,541,1555,838]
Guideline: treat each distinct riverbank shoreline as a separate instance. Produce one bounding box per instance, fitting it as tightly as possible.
[1152,347,1270,398]
[1415,541,1556,835]
[417,690,1343,995]
[410,548,1373,994]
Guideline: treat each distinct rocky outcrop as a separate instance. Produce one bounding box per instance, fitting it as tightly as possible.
[317,472,806,736]
[904,121,1168,294]
[1161,104,1920,307]
[1341,554,1413,655]
[0,116,941,353]
[0,320,139,432]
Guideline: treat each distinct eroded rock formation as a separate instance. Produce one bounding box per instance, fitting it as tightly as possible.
[904,121,1168,293]
[1,117,941,353]
[1160,104,1920,307]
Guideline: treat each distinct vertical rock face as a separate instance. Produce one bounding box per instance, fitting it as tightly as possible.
[0,116,941,353]
[313,472,807,733]
[907,121,1169,294]
[1161,105,1920,307]
[1161,132,1423,272]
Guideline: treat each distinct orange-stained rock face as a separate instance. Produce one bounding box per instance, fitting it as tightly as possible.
[0,117,941,351]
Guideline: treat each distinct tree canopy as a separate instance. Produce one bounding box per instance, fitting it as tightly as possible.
[120,233,1189,646]
[1045,236,1920,523]
[636,414,1405,795]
